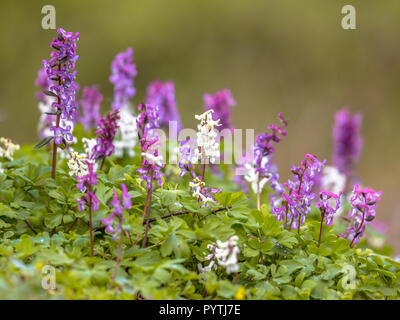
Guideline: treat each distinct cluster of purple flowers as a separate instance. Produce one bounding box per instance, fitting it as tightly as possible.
[100,184,132,237]
[339,184,382,246]
[79,86,103,132]
[145,80,182,131]
[76,161,99,212]
[42,28,80,145]
[178,138,196,178]
[254,112,288,178]
[316,190,342,226]
[137,103,164,188]
[273,154,326,229]
[333,108,363,179]
[92,110,120,161]
[203,89,236,131]
[110,48,137,110]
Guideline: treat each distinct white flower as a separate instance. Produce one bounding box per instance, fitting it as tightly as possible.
[82,137,97,159]
[67,152,89,177]
[189,177,216,204]
[199,236,240,275]
[141,151,164,167]
[243,157,272,194]
[193,109,221,164]
[0,137,20,161]
[114,105,138,158]
[321,166,346,195]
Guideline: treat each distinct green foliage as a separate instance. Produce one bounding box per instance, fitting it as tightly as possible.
[0,131,399,300]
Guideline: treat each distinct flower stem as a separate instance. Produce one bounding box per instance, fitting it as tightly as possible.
[88,185,94,256]
[142,188,153,248]
[99,157,106,171]
[201,163,206,181]
[51,64,62,180]
[110,230,124,289]
[317,213,324,247]
[256,174,261,211]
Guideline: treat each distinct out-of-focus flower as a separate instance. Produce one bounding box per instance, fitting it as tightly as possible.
[178,138,196,177]
[321,165,346,195]
[146,80,182,130]
[110,48,137,110]
[79,86,103,132]
[114,105,138,158]
[0,137,20,161]
[203,89,236,131]
[333,108,363,179]
[92,110,120,161]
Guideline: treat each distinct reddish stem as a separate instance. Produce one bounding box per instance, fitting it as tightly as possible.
[110,230,124,289]
[88,185,94,256]
[317,212,325,247]
[51,64,62,179]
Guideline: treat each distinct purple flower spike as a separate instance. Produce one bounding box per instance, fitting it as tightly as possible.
[76,161,98,208]
[100,184,132,237]
[92,110,120,161]
[203,89,236,131]
[333,108,363,179]
[136,103,164,189]
[339,184,382,247]
[42,28,80,145]
[146,80,182,130]
[121,183,132,209]
[316,190,342,226]
[110,48,137,110]
[79,86,103,132]
[272,153,326,230]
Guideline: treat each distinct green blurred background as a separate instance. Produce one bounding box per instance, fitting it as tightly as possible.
[0,0,399,251]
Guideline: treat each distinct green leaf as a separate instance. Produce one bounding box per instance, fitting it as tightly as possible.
[34,136,53,149]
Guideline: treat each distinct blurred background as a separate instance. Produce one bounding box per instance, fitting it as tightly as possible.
[0,0,399,252]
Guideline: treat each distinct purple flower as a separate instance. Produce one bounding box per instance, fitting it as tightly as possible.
[136,103,164,188]
[254,112,287,178]
[178,138,196,178]
[273,154,326,229]
[121,183,132,209]
[79,86,103,132]
[145,80,182,130]
[100,184,132,236]
[339,184,382,246]
[333,108,363,178]
[42,28,79,145]
[316,190,342,226]
[203,89,236,131]
[75,161,99,211]
[92,110,120,160]
[110,48,137,110]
